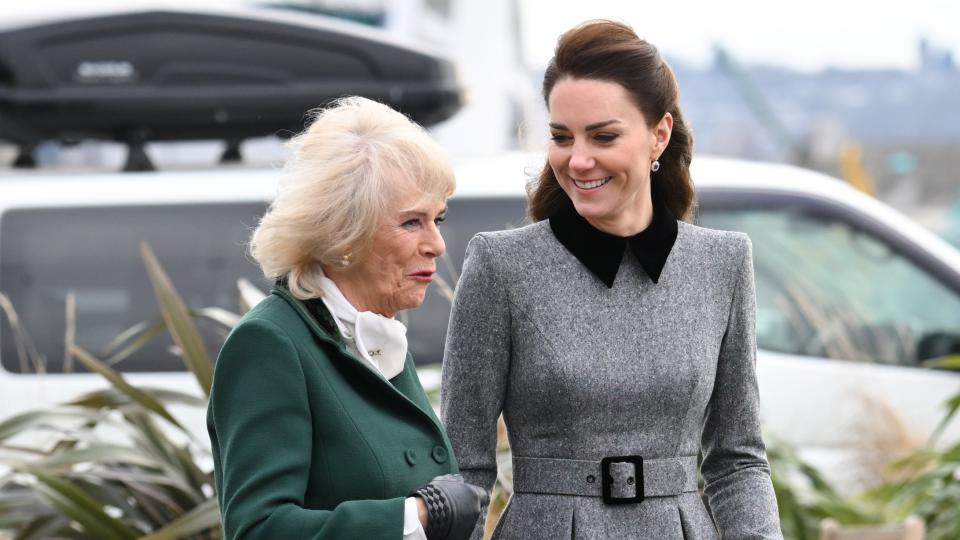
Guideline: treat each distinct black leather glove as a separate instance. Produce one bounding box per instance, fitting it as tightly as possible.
[412,474,489,540]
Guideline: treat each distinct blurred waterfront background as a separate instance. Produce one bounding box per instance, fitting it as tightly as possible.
[1,1,960,538]
[3,0,960,238]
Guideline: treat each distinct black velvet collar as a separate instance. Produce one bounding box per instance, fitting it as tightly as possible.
[273,279,343,344]
[548,186,679,288]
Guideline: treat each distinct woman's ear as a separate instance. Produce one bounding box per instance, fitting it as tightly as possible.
[653,112,674,158]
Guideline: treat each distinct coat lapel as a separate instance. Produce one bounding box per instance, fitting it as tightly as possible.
[270,286,443,427]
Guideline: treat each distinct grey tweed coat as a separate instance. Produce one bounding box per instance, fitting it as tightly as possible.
[441,219,782,539]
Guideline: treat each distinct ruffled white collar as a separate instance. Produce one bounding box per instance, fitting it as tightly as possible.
[318,273,408,380]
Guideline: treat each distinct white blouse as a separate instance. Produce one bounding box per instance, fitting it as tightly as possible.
[318,273,408,379]
[317,274,426,540]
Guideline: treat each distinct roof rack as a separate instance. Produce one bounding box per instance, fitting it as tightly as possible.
[0,7,463,171]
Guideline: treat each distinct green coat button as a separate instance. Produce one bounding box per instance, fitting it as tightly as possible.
[431,446,448,464]
[404,449,418,466]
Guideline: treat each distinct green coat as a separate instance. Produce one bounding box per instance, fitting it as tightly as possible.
[208,285,458,539]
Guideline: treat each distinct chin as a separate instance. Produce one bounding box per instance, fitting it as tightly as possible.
[398,293,427,312]
[570,200,609,220]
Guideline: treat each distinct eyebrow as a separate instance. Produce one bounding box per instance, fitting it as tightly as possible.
[549,119,622,131]
[399,206,448,216]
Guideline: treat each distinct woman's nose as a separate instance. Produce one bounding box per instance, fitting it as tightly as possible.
[422,224,446,258]
[568,145,594,172]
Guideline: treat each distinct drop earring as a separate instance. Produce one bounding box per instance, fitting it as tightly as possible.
[651,160,661,172]
[340,252,352,267]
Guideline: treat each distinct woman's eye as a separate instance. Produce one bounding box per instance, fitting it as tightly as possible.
[402,219,421,229]
[435,215,446,225]
[550,133,571,143]
[595,133,619,143]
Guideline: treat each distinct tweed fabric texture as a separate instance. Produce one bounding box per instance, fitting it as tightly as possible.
[441,220,782,539]
[512,455,698,498]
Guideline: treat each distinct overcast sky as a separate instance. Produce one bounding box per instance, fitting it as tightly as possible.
[2,0,957,72]
[519,0,960,71]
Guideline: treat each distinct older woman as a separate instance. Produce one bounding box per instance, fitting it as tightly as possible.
[442,21,781,539]
[208,96,486,540]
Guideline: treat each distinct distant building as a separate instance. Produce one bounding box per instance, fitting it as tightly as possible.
[667,39,960,217]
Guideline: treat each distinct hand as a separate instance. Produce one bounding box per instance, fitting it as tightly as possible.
[413,474,489,540]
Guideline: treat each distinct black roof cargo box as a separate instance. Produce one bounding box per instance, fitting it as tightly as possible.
[0,7,463,162]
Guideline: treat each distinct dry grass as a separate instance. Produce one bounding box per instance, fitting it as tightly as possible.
[849,393,926,488]
[483,416,513,540]
[0,291,45,373]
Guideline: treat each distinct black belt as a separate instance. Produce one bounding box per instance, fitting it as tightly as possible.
[512,455,699,505]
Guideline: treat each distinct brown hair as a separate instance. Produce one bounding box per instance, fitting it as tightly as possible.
[528,20,695,222]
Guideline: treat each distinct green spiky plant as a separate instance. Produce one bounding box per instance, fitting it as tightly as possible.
[766,352,960,540]
[855,353,960,540]
[0,243,227,539]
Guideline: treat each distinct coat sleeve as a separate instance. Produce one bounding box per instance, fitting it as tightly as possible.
[441,234,512,540]
[700,236,783,539]
[207,317,405,540]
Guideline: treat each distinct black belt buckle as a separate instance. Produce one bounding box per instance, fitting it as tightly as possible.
[600,455,644,505]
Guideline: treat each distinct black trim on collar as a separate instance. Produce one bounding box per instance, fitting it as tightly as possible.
[548,184,679,288]
[302,297,345,344]
[272,281,344,344]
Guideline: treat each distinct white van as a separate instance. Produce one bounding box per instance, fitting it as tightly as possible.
[2,153,959,489]
[0,163,527,428]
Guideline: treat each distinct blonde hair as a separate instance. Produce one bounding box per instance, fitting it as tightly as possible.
[250,96,455,299]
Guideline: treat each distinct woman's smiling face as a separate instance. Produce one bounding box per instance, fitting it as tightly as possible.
[547,77,671,236]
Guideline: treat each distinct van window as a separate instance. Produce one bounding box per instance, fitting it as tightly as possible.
[1,203,270,373]
[0,197,528,373]
[697,206,960,366]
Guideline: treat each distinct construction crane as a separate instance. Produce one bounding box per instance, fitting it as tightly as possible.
[712,44,876,195]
